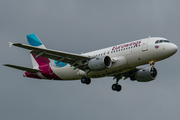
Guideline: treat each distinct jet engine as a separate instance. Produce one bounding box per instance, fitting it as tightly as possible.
[88,56,112,71]
[130,67,157,82]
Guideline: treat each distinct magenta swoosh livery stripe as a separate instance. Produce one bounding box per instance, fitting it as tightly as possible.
[32,54,50,66]
[25,71,41,79]
[32,54,62,80]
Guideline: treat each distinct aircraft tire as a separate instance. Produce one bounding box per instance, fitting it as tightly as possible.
[81,77,87,84]
[112,84,117,91]
[85,78,91,85]
[116,84,122,92]
[112,84,122,92]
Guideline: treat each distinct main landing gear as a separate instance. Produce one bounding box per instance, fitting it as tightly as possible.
[112,84,122,92]
[81,75,122,91]
[81,77,91,85]
[80,70,122,92]
[112,74,122,92]
[81,69,91,85]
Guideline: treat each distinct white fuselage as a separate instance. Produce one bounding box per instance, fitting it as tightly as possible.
[50,37,178,80]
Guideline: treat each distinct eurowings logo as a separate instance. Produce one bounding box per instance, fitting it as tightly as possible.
[154,45,159,49]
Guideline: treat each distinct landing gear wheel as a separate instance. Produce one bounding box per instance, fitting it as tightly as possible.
[112,84,117,91]
[85,78,91,85]
[111,84,122,92]
[116,84,122,92]
[81,77,91,85]
[81,77,86,84]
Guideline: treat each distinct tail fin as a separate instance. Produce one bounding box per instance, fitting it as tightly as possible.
[26,33,50,69]
[26,33,46,48]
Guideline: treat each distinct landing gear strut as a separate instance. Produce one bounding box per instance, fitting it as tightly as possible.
[112,74,122,92]
[149,61,157,78]
[149,61,155,68]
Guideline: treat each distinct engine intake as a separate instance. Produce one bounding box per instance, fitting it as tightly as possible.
[88,56,112,71]
[130,67,157,82]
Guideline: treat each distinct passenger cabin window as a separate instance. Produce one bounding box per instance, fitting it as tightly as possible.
[155,40,170,44]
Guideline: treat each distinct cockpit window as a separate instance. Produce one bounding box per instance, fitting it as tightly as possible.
[159,40,163,43]
[155,40,159,44]
[155,40,170,44]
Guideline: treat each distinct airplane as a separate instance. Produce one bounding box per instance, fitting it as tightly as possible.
[4,33,178,92]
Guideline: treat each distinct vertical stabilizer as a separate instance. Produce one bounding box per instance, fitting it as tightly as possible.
[27,33,46,49]
[26,33,50,69]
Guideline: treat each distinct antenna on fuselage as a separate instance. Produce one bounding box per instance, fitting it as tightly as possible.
[149,36,151,41]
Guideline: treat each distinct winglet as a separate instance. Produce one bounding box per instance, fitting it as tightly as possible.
[8,42,13,47]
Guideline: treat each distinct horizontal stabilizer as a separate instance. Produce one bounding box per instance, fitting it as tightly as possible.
[3,64,41,73]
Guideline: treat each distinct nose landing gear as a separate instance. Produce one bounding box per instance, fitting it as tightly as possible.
[149,61,157,79]
[149,61,155,68]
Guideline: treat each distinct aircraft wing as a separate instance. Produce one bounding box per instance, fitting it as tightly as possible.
[10,43,90,70]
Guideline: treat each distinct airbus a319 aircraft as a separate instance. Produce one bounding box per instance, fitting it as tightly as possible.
[4,33,178,92]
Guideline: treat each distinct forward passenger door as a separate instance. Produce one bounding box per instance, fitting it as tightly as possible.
[142,39,149,51]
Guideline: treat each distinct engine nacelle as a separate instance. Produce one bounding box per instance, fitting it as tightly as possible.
[130,67,157,82]
[88,56,112,71]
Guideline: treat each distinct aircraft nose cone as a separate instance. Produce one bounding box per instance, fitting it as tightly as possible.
[171,44,178,54]
[169,43,178,55]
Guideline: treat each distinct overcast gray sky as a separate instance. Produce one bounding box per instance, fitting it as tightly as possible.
[0,0,180,120]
